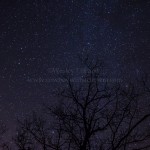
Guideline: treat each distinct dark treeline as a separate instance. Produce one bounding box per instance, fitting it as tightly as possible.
[1,57,150,150]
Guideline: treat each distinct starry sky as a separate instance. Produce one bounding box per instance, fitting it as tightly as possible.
[0,0,150,137]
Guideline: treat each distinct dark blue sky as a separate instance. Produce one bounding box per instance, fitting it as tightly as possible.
[0,0,150,138]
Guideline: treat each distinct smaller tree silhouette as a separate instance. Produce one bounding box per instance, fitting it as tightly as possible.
[14,127,35,150]
[16,113,65,150]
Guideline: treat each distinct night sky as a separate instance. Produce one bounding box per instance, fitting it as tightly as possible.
[0,0,150,139]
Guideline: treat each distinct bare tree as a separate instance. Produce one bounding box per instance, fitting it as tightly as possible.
[16,58,150,150]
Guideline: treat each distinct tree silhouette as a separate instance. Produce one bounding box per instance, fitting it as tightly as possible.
[16,58,150,150]
[14,127,35,150]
